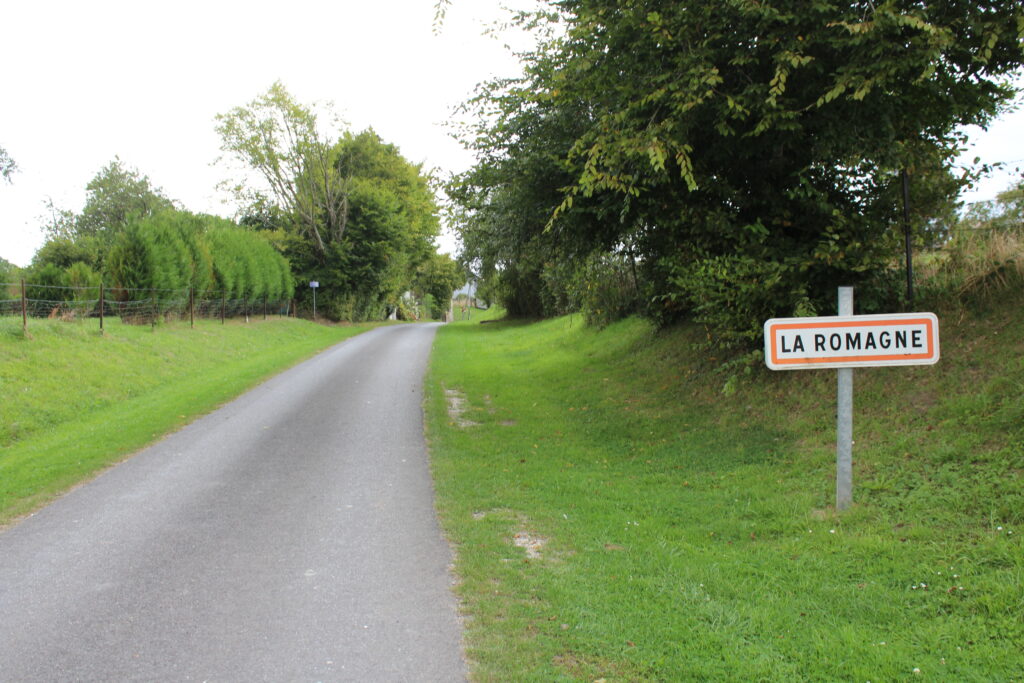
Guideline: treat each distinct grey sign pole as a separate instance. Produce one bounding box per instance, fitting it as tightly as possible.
[836,287,854,510]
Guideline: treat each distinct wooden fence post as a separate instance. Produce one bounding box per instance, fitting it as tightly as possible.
[21,279,27,334]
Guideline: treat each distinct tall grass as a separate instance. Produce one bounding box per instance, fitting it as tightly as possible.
[918,223,1023,307]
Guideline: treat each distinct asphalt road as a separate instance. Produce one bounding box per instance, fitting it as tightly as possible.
[0,323,465,682]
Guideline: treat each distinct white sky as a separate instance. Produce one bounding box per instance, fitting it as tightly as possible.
[1,1,1021,268]
[0,0,540,267]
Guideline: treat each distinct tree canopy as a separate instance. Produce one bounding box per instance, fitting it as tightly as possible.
[215,82,350,260]
[218,84,453,321]
[40,158,176,269]
[450,0,1024,348]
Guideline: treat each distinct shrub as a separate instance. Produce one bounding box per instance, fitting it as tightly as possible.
[569,252,639,328]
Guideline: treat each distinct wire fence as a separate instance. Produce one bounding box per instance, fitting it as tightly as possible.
[1,281,295,333]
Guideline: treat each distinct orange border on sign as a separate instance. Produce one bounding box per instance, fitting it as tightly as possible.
[768,317,936,366]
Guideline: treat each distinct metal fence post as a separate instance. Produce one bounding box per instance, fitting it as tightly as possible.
[221,294,225,325]
[99,282,105,334]
[189,287,194,329]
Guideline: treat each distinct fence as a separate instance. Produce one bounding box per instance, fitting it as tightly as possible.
[1,281,294,333]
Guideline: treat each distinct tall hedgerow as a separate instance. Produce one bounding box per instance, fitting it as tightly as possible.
[206,218,294,302]
[106,212,294,305]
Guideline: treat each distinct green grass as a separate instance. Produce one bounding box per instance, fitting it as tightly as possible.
[0,316,383,524]
[425,301,1023,681]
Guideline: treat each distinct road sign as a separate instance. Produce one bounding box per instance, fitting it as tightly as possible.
[764,313,939,371]
[310,281,319,288]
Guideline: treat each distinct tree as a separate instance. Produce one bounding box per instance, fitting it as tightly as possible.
[292,130,443,320]
[215,82,349,260]
[29,236,101,272]
[451,0,1024,348]
[414,252,464,318]
[76,157,175,238]
[0,145,17,183]
[446,51,607,317]
[39,158,175,269]
[0,256,19,282]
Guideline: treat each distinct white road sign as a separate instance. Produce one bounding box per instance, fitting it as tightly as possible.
[764,313,940,370]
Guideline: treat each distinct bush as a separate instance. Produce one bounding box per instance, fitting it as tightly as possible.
[659,254,820,352]
[569,252,639,328]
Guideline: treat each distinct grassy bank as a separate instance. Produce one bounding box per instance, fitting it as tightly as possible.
[425,302,1023,680]
[0,316,380,524]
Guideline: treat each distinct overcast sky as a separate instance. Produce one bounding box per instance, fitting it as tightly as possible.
[1,1,1022,267]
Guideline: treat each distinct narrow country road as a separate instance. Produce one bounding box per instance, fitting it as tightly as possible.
[0,324,465,682]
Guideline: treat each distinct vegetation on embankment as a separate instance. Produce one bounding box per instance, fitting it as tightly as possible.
[425,299,1023,681]
[0,317,381,525]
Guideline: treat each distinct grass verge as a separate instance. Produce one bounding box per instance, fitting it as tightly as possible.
[0,316,382,525]
[425,301,1023,680]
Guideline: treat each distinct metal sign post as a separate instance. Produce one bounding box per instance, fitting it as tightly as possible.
[310,281,319,320]
[836,287,854,510]
[764,288,940,511]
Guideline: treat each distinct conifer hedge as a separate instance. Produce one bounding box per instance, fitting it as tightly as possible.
[105,212,294,303]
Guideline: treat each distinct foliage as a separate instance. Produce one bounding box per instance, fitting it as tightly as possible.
[215,82,349,259]
[0,256,19,282]
[104,212,292,305]
[450,0,1024,350]
[79,158,175,238]
[0,144,17,183]
[24,263,65,302]
[283,130,443,320]
[63,263,102,302]
[421,293,438,321]
[41,158,175,263]
[569,251,639,328]
[916,178,1024,307]
[446,49,601,317]
[29,236,101,273]
[206,218,293,301]
[22,157,296,319]
[218,85,445,322]
[414,251,465,319]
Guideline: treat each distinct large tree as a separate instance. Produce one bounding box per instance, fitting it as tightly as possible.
[219,85,444,320]
[452,0,1024,346]
[215,82,349,260]
[76,157,175,238]
[37,158,176,270]
[288,130,443,320]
